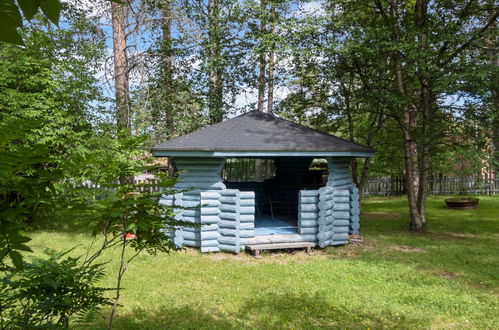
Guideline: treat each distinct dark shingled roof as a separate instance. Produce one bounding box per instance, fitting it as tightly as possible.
[151,111,375,154]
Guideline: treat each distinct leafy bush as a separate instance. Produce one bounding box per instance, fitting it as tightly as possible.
[0,250,111,329]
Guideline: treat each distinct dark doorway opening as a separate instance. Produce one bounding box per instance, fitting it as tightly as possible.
[223,157,326,237]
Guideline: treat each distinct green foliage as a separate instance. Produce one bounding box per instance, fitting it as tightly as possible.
[0,0,61,44]
[1,0,496,325]
[0,0,124,45]
[132,79,207,144]
[155,0,253,119]
[0,249,111,329]
[23,196,499,329]
[277,0,497,179]
[65,134,186,246]
[0,119,49,271]
[0,5,106,269]
[73,180,187,258]
[0,226,32,271]
[0,0,197,328]
[47,130,194,327]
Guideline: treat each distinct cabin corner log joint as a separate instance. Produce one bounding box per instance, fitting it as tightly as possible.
[152,111,374,253]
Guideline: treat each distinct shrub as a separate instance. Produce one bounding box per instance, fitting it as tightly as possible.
[0,250,111,329]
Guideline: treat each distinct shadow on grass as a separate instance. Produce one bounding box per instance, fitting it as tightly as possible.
[30,208,96,234]
[347,197,499,290]
[90,292,426,329]
[362,196,499,239]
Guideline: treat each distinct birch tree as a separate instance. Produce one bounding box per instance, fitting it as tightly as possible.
[329,0,498,231]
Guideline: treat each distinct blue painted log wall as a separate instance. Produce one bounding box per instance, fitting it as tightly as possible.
[317,186,334,247]
[325,157,353,245]
[163,189,244,253]
[217,190,241,253]
[297,190,319,240]
[160,158,247,253]
[301,157,362,247]
[199,191,222,252]
[160,156,362,253]
[350,186,360,235]
[173,157,226,191]
[163,158,227,248]
[239,191,255,245]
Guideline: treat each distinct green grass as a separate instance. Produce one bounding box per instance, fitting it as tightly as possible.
[28,196,499,329]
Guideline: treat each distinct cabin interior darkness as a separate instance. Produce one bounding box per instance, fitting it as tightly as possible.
[223,157,326,234]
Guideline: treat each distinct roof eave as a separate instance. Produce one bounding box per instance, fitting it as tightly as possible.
[151,150,375,158]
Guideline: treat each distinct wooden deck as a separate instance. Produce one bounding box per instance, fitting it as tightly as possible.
[245,234,316,256]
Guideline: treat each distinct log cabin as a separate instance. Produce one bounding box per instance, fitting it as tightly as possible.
[151,111,374,253]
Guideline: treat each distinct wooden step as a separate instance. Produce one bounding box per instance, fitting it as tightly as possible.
[245,234,310,245]
[245,241,315,257]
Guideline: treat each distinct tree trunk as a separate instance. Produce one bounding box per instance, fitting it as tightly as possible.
[111,1,132,185]
[111,1,130,134]
[357,158,371,198]
[266,3,275,114]
[390,0,426,231]
[162,0,174,136]
[403,127,426,231]
[345,92,358,186]
[490,20,499,171]
[208,0,223,123]
[266,51,274,113]
[415,0,431,229]
[358,112,384,198]
[493,54,499,172]
[257,0,266,112]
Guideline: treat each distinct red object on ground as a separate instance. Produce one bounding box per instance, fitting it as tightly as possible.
[125,233,136,239]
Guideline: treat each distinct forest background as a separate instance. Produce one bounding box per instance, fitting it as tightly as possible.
[0,0,497,327]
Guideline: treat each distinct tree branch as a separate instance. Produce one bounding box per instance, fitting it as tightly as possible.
[440,9,499,67]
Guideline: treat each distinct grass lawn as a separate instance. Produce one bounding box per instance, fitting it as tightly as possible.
[28,196,498,329]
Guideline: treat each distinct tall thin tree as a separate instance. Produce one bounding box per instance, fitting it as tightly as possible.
[162,0,174,133]
[111,0,130,135]
[208,0,224,123]
[266,1,276,114]
[257,0,266,112]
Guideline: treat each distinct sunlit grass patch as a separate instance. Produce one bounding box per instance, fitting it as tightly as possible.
[27,196,499,329]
